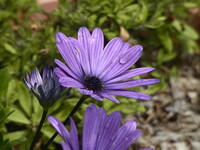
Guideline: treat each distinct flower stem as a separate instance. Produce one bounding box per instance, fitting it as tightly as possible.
[44,95,88,149]
[30,109,48,150]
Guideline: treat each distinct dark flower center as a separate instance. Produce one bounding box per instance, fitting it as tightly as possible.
[84,76,103,92]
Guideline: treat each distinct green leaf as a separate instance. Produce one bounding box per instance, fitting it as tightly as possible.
[7,108,30,124]
[17,82,32,116]
[157,28,173,52]
[182,24,199,40]
[157,49,177,63]
[4,130,29,141]
[0,68,11,100]
[183,2,198,8]
[4,43,17,54]
[9,137,27,146]
[41,125,62,143]
[172,19,182,32]
[0,108,15,125]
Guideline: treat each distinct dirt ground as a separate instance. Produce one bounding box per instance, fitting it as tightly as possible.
[127,54,200,150]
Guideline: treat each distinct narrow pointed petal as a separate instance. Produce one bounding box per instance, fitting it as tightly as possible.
[102,45,143,81]
[56,32,83,78]
[78,27,91,75]
[105,90,152,100]
[78,88,93,95]
[60,141,71,150]
[106,67,155,83]
[31,68,43,86]
[99,92,120,103]
[91,93,104,101]
[48,116,70,143]
[90,28,104,76]
[59,77,84,88]
[107,121,142,150]
[96,38,123,76]
[95,111,122,150]
[69,118,79,150]
[55,59,81,81]
[54,67,66,78]
[105,79,160,89]
[83,104,106,150]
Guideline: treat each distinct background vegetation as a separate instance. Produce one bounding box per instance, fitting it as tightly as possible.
[0,0,199,149]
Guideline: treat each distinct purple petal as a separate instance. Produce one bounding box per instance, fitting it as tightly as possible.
[48,116,70,143]
[78,88,93,95]
[106,121,142,150]
[96,38,123,76]
[31,68,43,86]
[141,148,154,150]
[106,67,155,83]
[69,118,79,150]
[55,59,81,81]
[95,111,122,150]
[90,28,104,76]
[103,45,143,82]
[56,32,83,78]
[78,27,91,75]
[60,141,71,150]
[59,77,84,88]
[105,90,152,100]
[99,92,120,103]
[90,93,104,101]
[54,67,66,78]
[105,79,160,89]
[83,104,106,150]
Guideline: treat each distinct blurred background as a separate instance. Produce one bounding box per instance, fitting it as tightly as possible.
[0,0,199,149]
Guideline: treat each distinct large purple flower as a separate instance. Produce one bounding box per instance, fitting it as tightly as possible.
[24,66,65,109]
[54,27,159,103]
[48,104,153,150]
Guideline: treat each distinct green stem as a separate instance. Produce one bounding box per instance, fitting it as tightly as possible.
[44,95,88,149]
[30,109,48,150]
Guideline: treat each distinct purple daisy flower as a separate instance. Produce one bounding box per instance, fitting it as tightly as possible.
[24,66,65,109]
[54,27,160,103]
[48,104,153,150]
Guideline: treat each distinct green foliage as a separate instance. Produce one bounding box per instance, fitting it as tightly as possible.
[0,0,199,148]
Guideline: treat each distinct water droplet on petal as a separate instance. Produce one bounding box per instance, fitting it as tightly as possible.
[119,53,128,64]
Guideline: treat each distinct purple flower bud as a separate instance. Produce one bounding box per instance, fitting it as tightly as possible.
[24,66,65,109]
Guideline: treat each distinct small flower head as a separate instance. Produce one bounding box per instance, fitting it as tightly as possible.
[54,27,160,103]
[48,104,153,150]
[24,66,65,109]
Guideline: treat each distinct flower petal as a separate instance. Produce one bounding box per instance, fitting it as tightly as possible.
[48,116,70,143]
[96,37,123,76]
[55,59,81,81]
[78,88,93,95]
[56,32,82,78]
[102,45,143,81]
[99,92,120,103]
[78,27,91,75]
[91,93,104,101]
[69,118,79,150]
[105,79,160,89]
[95,111,122,150]
[106,121,142,150]
[83,104,106,150]
[105,90,152,100]
[106,67,155,83]
[59,77,84,88]
[60,141,71,150]
[90,28,104,76]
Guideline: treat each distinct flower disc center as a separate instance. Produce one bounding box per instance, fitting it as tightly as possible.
[84,76,102,92]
